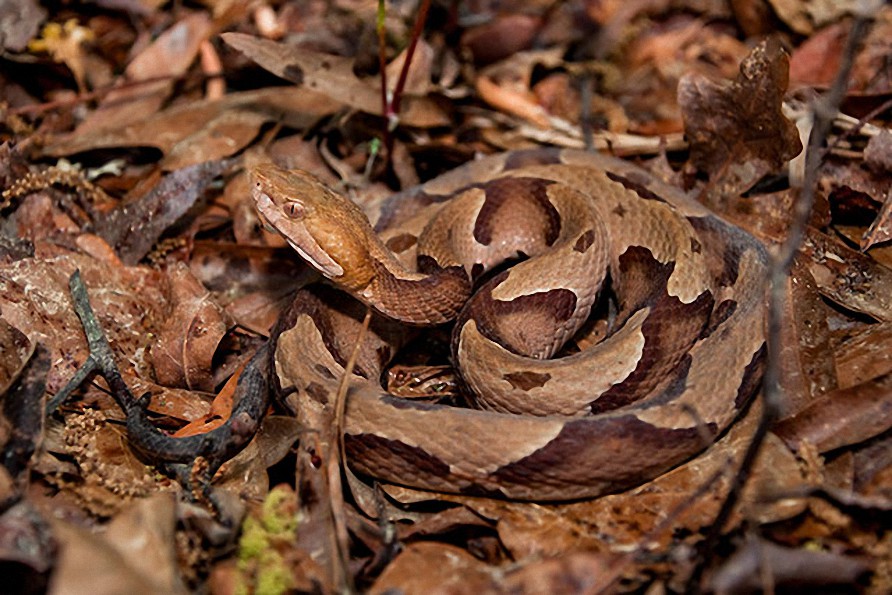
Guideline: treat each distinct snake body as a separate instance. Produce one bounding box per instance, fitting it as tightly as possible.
[252,148,767,501]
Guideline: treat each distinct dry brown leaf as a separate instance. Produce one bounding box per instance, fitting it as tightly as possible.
[860,194,892,250]
[774,373,892,454]
[859,132,892,250]
[369,542,499,595]
[835,322,892,388]
[72,12,212,137]
[44,88,337,168]
[0,251,215,424]
[789,21,848,88]
[0,253,166,395]
[803,228,892,321]
[385,39,434,96]
[221,32,450,128]
[475,48,565,128]
[123,374,212,422]
[500,551,614,594]
[460,14,541,65]
[148,263,229,392]
[47,494,185,595]
[678,36,802,199]
[777,257,837,416]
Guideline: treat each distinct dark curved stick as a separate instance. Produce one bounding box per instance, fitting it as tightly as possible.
[50,269,271,497]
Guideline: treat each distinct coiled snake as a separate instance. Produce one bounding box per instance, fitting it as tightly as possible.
[251,148,767,501]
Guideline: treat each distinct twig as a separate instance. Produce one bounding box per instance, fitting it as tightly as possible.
[327,306,372,594]
[8,73,222,117]
[376,0,432,166]
[377,0,389,143]
[688,5,878,590]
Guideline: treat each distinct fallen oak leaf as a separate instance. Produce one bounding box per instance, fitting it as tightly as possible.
[148,263,230,393]
[43,88,339,166]
[773,372,892,454]
[678,36,802,199]
[221,32,450,128]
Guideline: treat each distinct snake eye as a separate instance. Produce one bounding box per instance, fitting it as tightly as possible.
[284,202,306,219]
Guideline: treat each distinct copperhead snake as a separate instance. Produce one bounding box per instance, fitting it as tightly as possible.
[251,148,768,501]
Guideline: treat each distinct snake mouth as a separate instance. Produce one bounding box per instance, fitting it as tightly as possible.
[254,192,345,278]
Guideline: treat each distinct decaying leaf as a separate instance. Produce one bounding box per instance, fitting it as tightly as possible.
[835,321,892,388]
[44,88,338,169]
[148,263,229,392]
[94,159,229,265]
[369,542,499,594]
[777,257,837,416]
[803,228,892,321]
[678,36,803,199]
[774,372,892,454]
[221,32,450,128]
[47,494,186,595]
[72,12,212,137]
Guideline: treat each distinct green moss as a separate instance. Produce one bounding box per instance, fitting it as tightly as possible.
[237,517,268,561]
[260,486,297,536]
[255,550,292,595]
[234,487,299,594]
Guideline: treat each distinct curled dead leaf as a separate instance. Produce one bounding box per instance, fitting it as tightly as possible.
[679,37,802,199]
[149,263,229,392]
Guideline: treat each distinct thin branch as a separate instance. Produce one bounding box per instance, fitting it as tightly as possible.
[377,0,432,166]
[326,306,371,594]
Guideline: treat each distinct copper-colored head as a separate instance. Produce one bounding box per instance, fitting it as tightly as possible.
[249,164,379,291]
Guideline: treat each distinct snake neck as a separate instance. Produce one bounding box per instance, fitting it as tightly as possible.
[360,255,471,325]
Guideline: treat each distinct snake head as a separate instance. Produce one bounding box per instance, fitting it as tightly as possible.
[249,163,378,290]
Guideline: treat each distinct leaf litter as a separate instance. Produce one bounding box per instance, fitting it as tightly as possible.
[0,1,891,593]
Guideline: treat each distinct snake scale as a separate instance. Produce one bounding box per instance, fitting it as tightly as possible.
[251,148,768,501]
